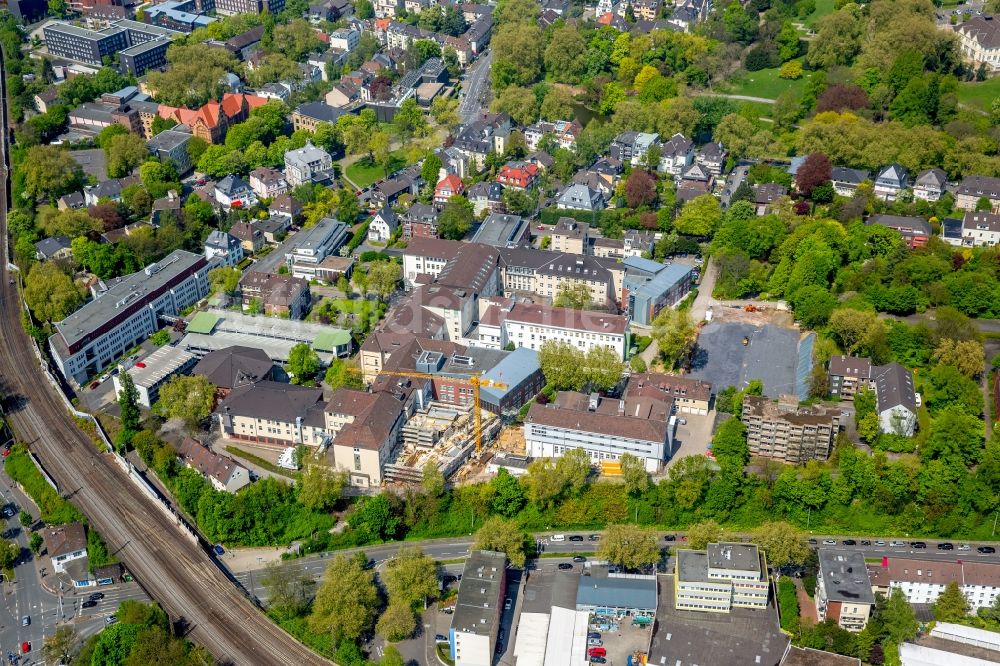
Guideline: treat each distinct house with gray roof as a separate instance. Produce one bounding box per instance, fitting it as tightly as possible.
[556,183,605,212]
[576,571,657,614]
[470,213,530,247]
[450,550,507,666]
[913,168,947,202]
[873,362,917,437]
[816,550,874,632]
[623,257,693,326]
[34,236,72,261]
[873,164,909,201]
[831,167,870,197]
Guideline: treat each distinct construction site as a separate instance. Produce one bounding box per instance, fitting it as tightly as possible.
[383,400,505,486]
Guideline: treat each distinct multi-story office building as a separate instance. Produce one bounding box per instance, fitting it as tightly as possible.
[524,390,674,472]
[49,250,209,384]
[622,257,693,326]
[43,20,180,74]
[476,300,628,358]
[816,550,874,632]
[741,395,842,463]
[549,218,589,254]
[450,551,507,666]
[286,217,349,280]
[675,543,769,613]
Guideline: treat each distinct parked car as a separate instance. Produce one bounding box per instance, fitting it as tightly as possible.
[435,634,447,642]
[808,538,817,545]
[590,658,606,664]
[587,632,601,640]
[213,544,225,556]
[938,542,954,550]
[979,546,996,554]
[504,598,512,610]
[587,638,602,647]
[822,539,836,545]
[860,540,871,546]
[842,539,857,546]
[959,544,971,551]
[889,541,906,547]
[588,534,600,541]
[911,542,927,549]
[588,647,606,658]
[573,556,586,563]
[105,616,118,625]
[569,535,584,542]
[664,534,676,542]
[875,541,886,546]
[558,563,573,570]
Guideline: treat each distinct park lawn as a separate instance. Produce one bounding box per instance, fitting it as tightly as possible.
[725,64,813,101]
[956,78,1000,112]
[344,152,408,189]
[802,0,836,28]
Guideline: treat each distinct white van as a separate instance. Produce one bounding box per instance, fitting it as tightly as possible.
[551,534,566,542]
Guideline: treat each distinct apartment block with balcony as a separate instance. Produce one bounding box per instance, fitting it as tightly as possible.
[741,395,842,463]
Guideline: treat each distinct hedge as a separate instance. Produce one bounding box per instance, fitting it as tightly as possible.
[777,576,800,632]
[4,446,83,524]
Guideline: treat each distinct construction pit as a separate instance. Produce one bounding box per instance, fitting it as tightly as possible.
[383,401,503,485]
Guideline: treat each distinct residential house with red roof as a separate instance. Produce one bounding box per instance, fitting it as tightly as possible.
[435,174,465,204]
[496,162,538,191]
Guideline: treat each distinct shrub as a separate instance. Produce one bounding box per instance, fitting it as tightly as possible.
[779,61,803,80]
[778,577,800,631]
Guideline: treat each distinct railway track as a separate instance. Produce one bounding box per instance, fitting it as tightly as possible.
[0,48,329,666]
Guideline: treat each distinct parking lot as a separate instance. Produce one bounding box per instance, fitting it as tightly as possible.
[690,322,810,399]
[665,411,715,469]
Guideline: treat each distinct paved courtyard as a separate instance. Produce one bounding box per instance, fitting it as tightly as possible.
[689,322,812,399]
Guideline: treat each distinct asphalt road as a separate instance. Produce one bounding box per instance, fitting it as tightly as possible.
[0,47,329,665]
[459,49,492,123]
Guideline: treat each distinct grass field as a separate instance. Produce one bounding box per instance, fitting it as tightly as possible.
[724,64,813,101]
[344,152,407,189]
[802,0,836,28]
[956,78,1000,112]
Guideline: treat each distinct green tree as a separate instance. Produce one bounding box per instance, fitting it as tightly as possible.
[880,587,919,644]
[287,342,321,384]
[752,521,809,566]
[712,418,748,471]
[651,308,696,370]
[540,86,576,121]
[490,468,526,517]
[538,340,585,391]
[348,494,399,541]
[208,266,241,295]
[298,463,346,511]
[674,194,721,236]
[421,152,443,189]
[117,371,141,441]
[91,623,142,665]
[376,603,416,641]
[544,26,587,82]
[687,519,726,549]
[22,145,85,202]
[791,285,836,329]
[473,516,529,567]
[553,282,592,309]
[308,554,379,643]
[335,188,361,224]
[422,461,445,497]
[584,346,625,392]
[261,561,316,620]
[367,261,401,302]
[325,359,364,389]
[29,532,43,554]
[597,524,660,570]
[438,196,474,240]
[148,43,238,108]
[0,539,18,571]
[933,581,970,622]
[106,133,150,178]
[932,338,985,379]
[382,546,438,608]
[154,375,216,430]
[620,453,650,496]
[42,626,77,663]
[24,262,83,323]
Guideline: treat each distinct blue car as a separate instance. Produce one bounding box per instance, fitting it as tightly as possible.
[213,545,225,555]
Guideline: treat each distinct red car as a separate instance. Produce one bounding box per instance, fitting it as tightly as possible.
[21,642,30,653]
